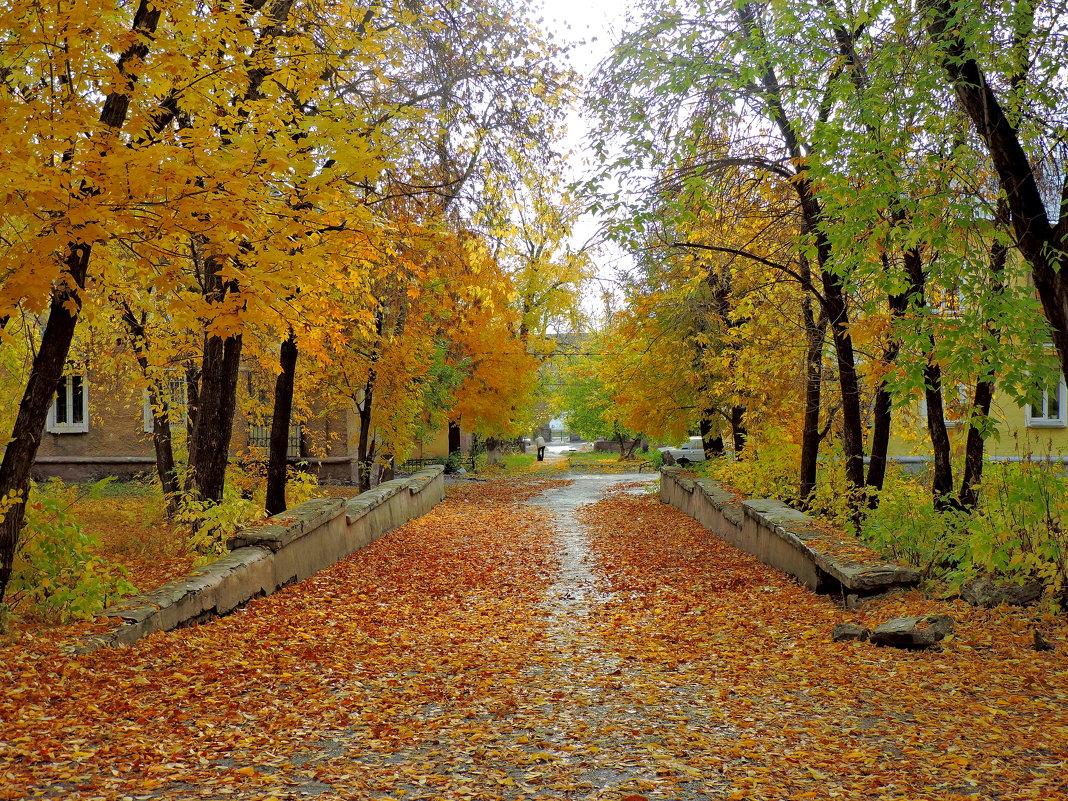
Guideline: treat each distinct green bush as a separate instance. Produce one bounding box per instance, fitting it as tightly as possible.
[8,479,136,622]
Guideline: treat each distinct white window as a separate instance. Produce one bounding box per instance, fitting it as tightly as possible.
[142,376,189,433]
[47,375,89,433]
[1025,376,1067,428]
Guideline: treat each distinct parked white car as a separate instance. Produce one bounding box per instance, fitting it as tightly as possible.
[658,436,707,465]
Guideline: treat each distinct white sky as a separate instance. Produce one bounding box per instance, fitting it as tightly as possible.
[537,0,635,325]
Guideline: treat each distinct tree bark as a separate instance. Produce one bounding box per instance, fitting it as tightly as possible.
[730,405,747,454]
[924,0,1068,381]
[186,328,243,503]
[185,255,244,504]
[116,302,180,517]
[356,372,377,491]
[265,329,298,517]
[448,420,462,457]
[865,289,910,500]
[699,409,724,459]
[0,248,91,602]
[799,281,829,503]
[0,0,163,602]
[901,248,955,509]
[959,207,1010,509]
[737,3,865,492]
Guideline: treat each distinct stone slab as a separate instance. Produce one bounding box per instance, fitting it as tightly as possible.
[661,468,920,595]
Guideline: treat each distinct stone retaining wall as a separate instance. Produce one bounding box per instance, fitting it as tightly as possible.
[660,467,919,596]
[81,466,445,651]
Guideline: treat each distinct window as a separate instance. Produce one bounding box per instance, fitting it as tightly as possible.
[1025,376,1067,428]
[142,376,189,433]
[248,422,302,458]
[47,375,88,433]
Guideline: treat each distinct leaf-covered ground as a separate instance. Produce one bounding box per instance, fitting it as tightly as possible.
[1,476,1066,800]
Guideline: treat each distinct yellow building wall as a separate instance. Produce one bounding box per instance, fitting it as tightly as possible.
[887,390,1068,460]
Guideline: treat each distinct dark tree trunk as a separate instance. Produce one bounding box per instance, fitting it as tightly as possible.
[0,247,90,602]
[699,409,723,459]
[925,0,1068,383]
[116,302,180,517]
[265,329,298,517]
[448,420,461,457]
[186,328,243,503]
[730,406,747,454]
[185,254,244,503]
[822,274,865,490]
[737,2,865,496]
[147,387,181,517]
[799,286,828,503]
[922,363,955,510]
[356,309,387,491]
[356,374,376,492]
[0,0,163,603]
[959,206,1010,510]
[622,438,640,460]
[958,378,996,510]
[865,289,909,500]
[901,248,955,510]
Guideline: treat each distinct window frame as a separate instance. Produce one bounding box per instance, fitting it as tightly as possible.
[142,375,189,434]
[1025,375,1067,428]
[248,422,303,459]
[46,374,89,434]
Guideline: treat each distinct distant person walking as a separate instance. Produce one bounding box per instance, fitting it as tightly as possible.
[536,435,546,461]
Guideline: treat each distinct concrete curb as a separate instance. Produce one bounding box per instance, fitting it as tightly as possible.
[76,466,446,651]
[659,467,919,595]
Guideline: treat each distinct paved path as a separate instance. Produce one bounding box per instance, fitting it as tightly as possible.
[5,475,1066,800]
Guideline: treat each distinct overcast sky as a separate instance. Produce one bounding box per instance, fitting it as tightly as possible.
[538,0,635,322]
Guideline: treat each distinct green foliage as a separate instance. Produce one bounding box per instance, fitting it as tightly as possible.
[716,439,1068,603]
[286,467,321,509]
[501,453,536,471]
[959,463,1068,603]
[178,467,263,560]
[862,476,969,577]
[8,479,136,622]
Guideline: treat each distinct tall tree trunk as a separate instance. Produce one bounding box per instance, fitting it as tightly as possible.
[865,289,910,500]
[959,206,1010,509]
[799,292,828,503]
[901,248,955,509]
[822,275,865,490]
[266,329,298,516]
[737,1,865,496]
[924,0,1068,382]
[356,373,376,492]
[448,420,462,457]
[185,255,244,503]
[699,409,723,459]
[730,405,747,454]
[186,330,243,502]
[356,309,387,492]
[922,363,955,510]
[146,386,181,517]
[116,302,180,517]
[0,0,163,603]
[0,248,90,602]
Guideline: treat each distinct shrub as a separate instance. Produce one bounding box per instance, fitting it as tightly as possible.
[7,479,136,622]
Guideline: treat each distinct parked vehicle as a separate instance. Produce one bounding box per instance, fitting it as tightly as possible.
[658,436,706,465]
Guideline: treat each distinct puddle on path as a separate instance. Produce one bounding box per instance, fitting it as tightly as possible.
[526,473,651,617]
